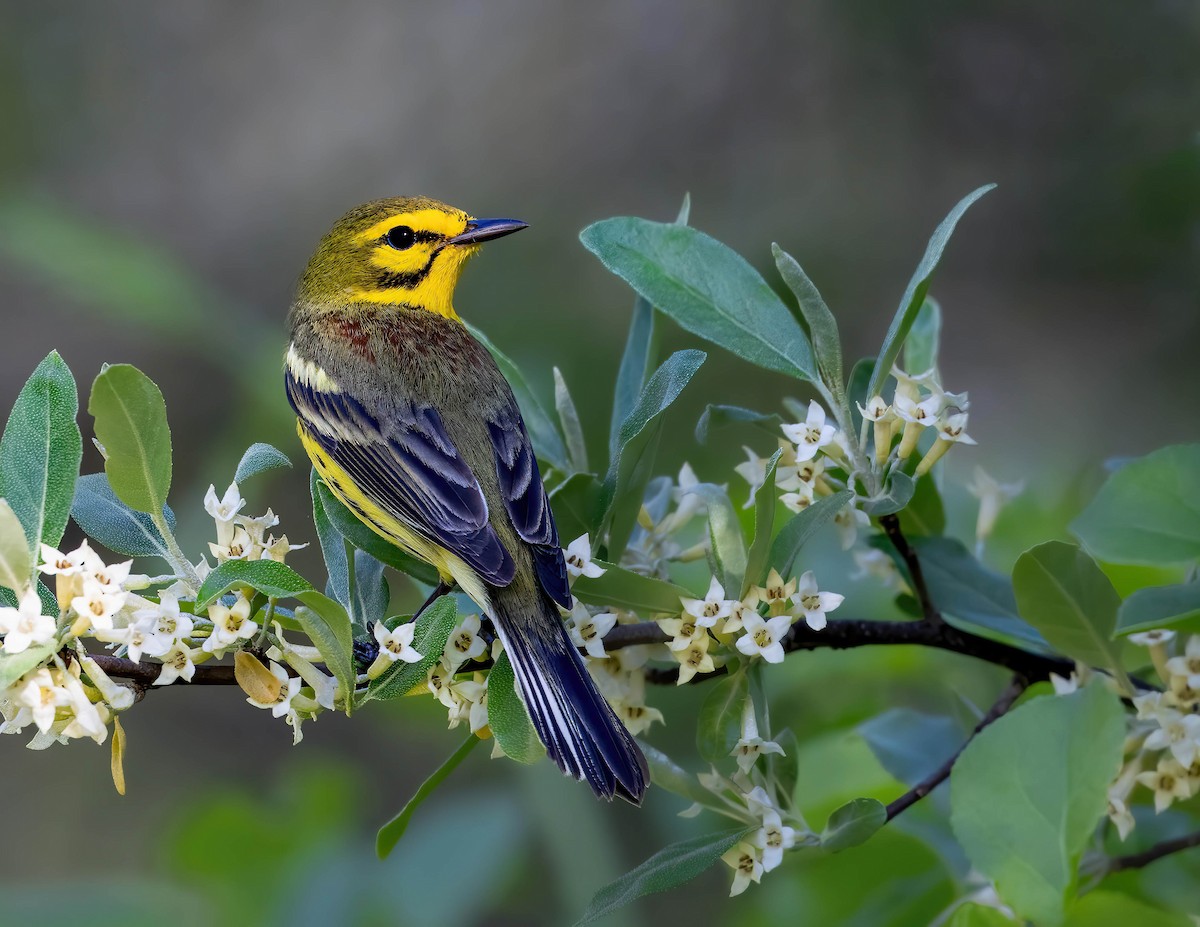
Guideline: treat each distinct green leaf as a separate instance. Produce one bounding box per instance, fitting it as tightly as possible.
[234,443,291,484]
[487,651,543,764]
[312,478,440,586]
[863,470,916,517]
[465,322,568,472]
[911,536,1048,650]
[293,591,355,713]
[688,483,747,596]
[573,828,753,927]
[610,297,659,461]
[696,669,749,764]
[846,356,875,433]
[581,218,816,380]
[743,450,781,594]
[552,368,589,474]
[898,474,945,536]
[772,244,843,391]
[350,549,389,630]
[1063,891,1193,927]
[0,352,82,568]
[821,797,887,851]
[0,643,55,689]
[310,469,350,608]
[950,684,1125,926]
[603,349,705,562]
[771,728,800,797]
[88,364,172,515]
[868,184,995,398]
[1116,580,1200,636]
[196,559,313,610]
[1012,541,1128,686]
[572,561,689,615]
[376,735,479,859]
[1071,444,1200,566]
[903,298,941,377]
[548,473,605,545]
[947,903,1018,927]
[857,708,964,787]
[366,596,458,701]
[71,473,176,560]
[768,489,852,579]
[694,404,782,445]
[638,741,722,809]
[0,499,31,594]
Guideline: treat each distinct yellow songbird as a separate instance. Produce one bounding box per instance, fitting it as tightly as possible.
[285,196,648,802]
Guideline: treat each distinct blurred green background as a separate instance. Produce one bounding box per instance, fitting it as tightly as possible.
[0,3,1197,925]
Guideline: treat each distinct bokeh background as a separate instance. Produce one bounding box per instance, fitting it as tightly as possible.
[1,2,1197,925]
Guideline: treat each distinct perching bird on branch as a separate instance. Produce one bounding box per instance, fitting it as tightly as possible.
[284,196,648,802]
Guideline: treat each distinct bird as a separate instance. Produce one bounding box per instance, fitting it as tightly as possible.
[284,196,649,803]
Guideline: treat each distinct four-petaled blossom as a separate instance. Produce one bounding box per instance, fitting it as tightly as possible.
[1165,636,1200,690]
[444,613,488,668]
[754,806,797,872]
[781,401,836,462]
[721,841,764,897]
[15,667,67,732]
[567,604,616,660]
[754,569,796,613]
[0,588,56,654]
[735,447,769,509]
[563,534,604,580]
[1107,791,1135,841]
[204,481,246,545]
[674,638,715,685]
[736,613,792,664]
[1144,708,1200,767]
[731,698,784,774]
[203,594,258,652]
[38,541,92,577]
[69,580,127,633]
[790,571,843,631]
[658,614,708,653]
[154,646,198,685]
[1136,756,1193,813]
[681,576,733,628]
[374,620,422,663]
[1128,629,1175,648]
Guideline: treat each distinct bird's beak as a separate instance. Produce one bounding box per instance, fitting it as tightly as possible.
[447,218,529,246]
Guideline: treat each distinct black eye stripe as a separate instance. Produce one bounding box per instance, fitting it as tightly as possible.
[382,227,445,249]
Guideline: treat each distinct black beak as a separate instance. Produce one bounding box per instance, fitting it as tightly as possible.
[447,217,529,246]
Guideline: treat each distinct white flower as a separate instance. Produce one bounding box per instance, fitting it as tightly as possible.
[1144,709,1200,767]
[780,401,836,462]
[444,613,488,668]
[681,576,733,628]
[131,592,193,660]
[735,447,770,509]
[1132,690,1165,720]
[720,594,760,636]
[1107,792,1135,841]
[69,580,127,634]
[776,456,824,493]
[721,841,763,896]
[790,571,843,631]
[966,467,1024,552]
[447,678,489,734]
[674,638,715,685]
[1136,756,1193,813]
[209,525,256,563]
[245,661,302,718]
[1165,636,1200,690]
[671,462,707,525]
[893,391,940,426]
[779,485,815,514]
[731,698,784,774]
[1050,672,1080,696]
[563,534,604,580]
[658,614,708,653]
[236,509,280,546]
[1128,629,1176,647]
[851,548,907,592]
[936,411,976,446]
[736,613,792,663]
[833,506,870,551]
[204,481,246,546]
[374,620,422,664]
[753,807,797,872]
[14,667,67,733]
[0,588,55,654]
[857,395,891,422]
[154,645,197,685]
[567,604,616,660]
[754,570,797,612]
[38,541,92,577]
[59,670,108,743]
[82,555,133,594]
[261,534,307,563]
[203,594,258,653]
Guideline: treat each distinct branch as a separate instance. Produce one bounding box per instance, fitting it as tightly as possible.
[885,675,1027,821]
[89,654,237,686]
[878,512,939,623]
[1106,830,1200,874]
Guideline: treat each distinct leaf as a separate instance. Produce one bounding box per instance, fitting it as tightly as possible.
[694,404,782,445]
[548,473,605,545]
[688,483,747,596]
[911,536,1048,650]
[0,352,82,568]
[0,643,54,689]
[581,218,816,380]
[773,244,843,391]
[903,298,941,377]
[1012,541,1127,685]
[898,475,945,536]
[603,349,705,562]
[768,489,852,579]
[465,322,568,471]
[771,728,800,798]
[350,549,390,630]
[857,708,965,787]
[0,499,31,594]
[196,559,312,610]
[571,561,689,615]
[862,470,915,517]
[1071,444,1200,566]
[742,450,781,594]
[868,185,995,398]
[110,714,127,796]
[821,797,887,851]
[234,443,291,484]
[609,296,658,460]
[366,597,458,701]
[638,741,722,809]
[310,469,349,607]
[88,364,172,515]
[376,735,479,859]
[950,684,1125,926]
[71,473,176,560]
[696,669,749,764]
[552,367,589,474]
[1063,891,1193,927]
[1116,580,1200,636]
[846,356,875,433]
[487,651,543,764]
[948,903,1019,927]
[573,828,753,927]
[293,591,355,712]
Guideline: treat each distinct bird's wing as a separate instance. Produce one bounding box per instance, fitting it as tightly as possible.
[286,369,516,587]
[486,400,571,609]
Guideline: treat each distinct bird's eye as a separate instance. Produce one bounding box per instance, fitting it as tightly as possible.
[385,226,416,250]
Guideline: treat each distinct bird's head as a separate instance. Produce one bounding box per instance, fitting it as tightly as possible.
[296,196,527,319]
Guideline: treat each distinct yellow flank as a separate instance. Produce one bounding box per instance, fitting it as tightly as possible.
[298,424,493,612]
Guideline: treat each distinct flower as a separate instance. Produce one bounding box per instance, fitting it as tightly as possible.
[131,592,193,661]
[563,534,604,580]
[69,579,127,634]
[779,485,815,514]
[966,467,1024,552]
[205,482,246,546]
[1136,756,1194,813]
[781,401,836,462]
[0,588,56,654]
[735,447,770,509]
[209,525,255,563]
[154,646,197,685]
[261,534,307,562]
[674,637,715,685]
[14,667,67,733]
[721,842,763,896]
[658,614,708,653]
[245,661,302,719]
[754,807,797,872]
[1129,629,1176,647]
[567,604,616,660]
[681,576,733,628]
[1144,708,1200,767]
[203,594,258,653]
[754,570,797,613]
[833,506,870,551]
[731,698,784,774]
[444,613,488,668]
[1165,636,1200,690]
[374,620,422,664]
[736,613,792,664]
[791,571,843,631]
[1107,791,1135,841]
[38,541,92,577]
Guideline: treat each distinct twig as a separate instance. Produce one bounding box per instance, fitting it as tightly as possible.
[878,513,939,623]
[1107,830,1200,874]
[885,675,1027,820]
[89,654,237,686]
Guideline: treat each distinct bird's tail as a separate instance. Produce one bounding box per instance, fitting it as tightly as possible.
[491,590,649,803]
